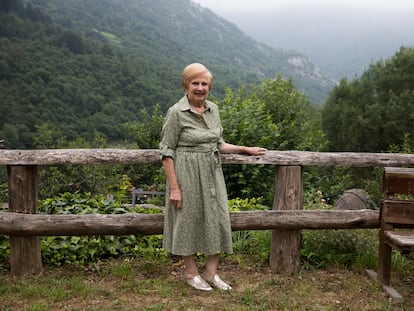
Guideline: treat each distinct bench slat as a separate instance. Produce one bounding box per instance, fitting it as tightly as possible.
[382,200,414,225]
[384,231,414,247]
[383,167,414,195]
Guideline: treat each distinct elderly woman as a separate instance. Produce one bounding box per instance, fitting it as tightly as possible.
[160,63,266,291]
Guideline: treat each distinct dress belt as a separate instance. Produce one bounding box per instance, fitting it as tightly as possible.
[175,146,221,167]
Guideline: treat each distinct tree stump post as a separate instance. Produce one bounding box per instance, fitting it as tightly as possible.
[8,165,43,277]
[269,166,303,274]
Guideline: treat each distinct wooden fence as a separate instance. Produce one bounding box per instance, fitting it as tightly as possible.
[2,149,414,277]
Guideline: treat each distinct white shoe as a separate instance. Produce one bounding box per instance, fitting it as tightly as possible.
[204,274,232,290]
[186,275,213,291]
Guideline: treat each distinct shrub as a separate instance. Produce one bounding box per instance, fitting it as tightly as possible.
[301,229,377,269]
[0,192,167,267]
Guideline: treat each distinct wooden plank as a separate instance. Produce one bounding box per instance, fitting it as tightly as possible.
[385,231,414,247]
[384,167,414,173]
[382,284,404,303]
[365,269,404,303]
[0,209,380,236]
[384,179,414,195]
[2,149,414,167]
[383,167,414,195]
[365,269,378,282]
[383,200,414,224]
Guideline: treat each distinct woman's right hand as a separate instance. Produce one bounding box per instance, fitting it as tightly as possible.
[169,187,182,209]
[162,157,182,209]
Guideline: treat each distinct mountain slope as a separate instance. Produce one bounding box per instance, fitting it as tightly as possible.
[30,0,335,104]
[0,0,335,148]
[1,2,183,147]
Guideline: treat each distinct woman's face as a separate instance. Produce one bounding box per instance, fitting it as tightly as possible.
[186,73,210,106]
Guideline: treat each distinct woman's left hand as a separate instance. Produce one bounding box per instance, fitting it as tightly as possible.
[244,146,267,155]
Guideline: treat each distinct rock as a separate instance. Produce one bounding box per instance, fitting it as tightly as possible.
[335,189,376,210]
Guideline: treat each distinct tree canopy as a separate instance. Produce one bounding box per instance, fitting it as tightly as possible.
[218,76,326,202]
[322,47,414,152]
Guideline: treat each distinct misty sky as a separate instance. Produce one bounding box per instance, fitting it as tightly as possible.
[191,0,414,79]
[192,0,414,12]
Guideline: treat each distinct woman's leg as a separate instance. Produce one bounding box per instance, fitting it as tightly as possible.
[204,253,220,277]
[183,255,198,278]
[183,254,213,290]
[203,253,232,290]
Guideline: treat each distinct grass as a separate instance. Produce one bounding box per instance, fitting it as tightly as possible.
[0,228,413,310]
[0,253,413,311]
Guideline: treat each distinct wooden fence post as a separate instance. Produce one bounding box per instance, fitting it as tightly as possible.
[269,166,303,274]
[7,165,43,277]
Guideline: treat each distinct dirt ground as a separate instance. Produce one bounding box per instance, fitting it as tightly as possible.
[1,257,413,310]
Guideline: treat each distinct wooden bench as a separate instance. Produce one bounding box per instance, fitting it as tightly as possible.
[131,188,165,207]
[366,167,414,302]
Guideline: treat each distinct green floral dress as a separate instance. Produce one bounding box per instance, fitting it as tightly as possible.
[159,95,233,256]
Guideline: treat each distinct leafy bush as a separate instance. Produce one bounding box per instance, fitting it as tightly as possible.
[301,229,377,269]
[0,182,7,202]
[0,192,167,267]
[229,197,271,263]
[228,197,267,212]
[40,192,167,266]
[301,229,414,272]
[228,197,389,271]
[219,77,327,205]
[0,236,9,262]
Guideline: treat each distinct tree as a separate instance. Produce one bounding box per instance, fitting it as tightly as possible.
[57,31,86,54]
[0,0,23,13]
[123,104,165,192]
[219,77,326,204]
[322,47,414,152]
[124,104,164,149]
[33,123,54,148]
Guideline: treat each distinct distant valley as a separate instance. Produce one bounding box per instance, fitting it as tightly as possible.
[213,5,414,80]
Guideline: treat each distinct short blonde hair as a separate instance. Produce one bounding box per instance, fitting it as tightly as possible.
[181,63,213,91]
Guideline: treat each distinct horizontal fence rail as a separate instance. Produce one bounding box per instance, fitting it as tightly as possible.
[0,209,379,236]
[2,149,414,166]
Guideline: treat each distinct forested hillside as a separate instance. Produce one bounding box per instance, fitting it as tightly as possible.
[322,47,414,153]
[0,0,334,149]
[30,0,334,100]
